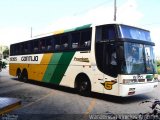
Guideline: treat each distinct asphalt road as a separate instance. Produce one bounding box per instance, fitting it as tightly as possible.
[0,68,160,120]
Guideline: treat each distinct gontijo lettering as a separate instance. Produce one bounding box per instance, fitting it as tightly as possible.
[21,56,38,61]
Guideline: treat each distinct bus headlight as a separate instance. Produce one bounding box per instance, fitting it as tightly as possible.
[123,79,138,84]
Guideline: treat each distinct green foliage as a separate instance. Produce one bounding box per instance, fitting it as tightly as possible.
[157,61,160,66]
[0,60,6,69]
[156,60,160,74]
[158,66,160,74]
[3,48,9,59]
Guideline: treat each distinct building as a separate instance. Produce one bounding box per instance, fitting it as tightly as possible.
[0,45,9,60]
[156,56,160,61]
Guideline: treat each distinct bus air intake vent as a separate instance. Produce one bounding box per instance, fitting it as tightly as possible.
[147,79,152,82]
[138,79,145,82]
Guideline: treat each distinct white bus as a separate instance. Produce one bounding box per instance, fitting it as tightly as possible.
[9,23,158,96]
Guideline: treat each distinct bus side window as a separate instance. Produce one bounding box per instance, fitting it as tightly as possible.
[46,37,53,51]
[80,29,91,48]
[28,41,33,54]
[15,44,20,55]
[85,41,91,47]
[102,26,116,41]
[17,44,21,55]
[71,32,80,49]
[10,45,13,55]
[34,40,39,53]
[20,44,24,55]
[61,34,69,49]
[54,36,61,51]
[39,39,46,52]
[11,45,13,55]
[24,42,28,54]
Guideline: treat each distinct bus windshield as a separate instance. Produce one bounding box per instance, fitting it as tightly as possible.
[121,42,157,74]
[119,25,151,41]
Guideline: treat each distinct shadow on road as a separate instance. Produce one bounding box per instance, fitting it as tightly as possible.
[12,78,152,104]
[89,92,152,104]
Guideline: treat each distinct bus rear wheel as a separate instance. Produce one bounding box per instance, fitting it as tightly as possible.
[17,69,22,80]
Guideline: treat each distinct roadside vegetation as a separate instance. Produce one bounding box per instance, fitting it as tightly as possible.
[158,66,160,74]
[0,60,7,71]
[157,60,160,74]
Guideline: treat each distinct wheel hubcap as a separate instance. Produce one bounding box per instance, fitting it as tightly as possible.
[80,81,88,91]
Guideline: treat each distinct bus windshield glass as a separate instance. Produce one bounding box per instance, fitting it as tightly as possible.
[144,45,157,74]
[121,42,157,74]
[119,25,151,41]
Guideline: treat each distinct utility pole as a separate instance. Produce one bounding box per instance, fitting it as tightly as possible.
[31,27,33,38]
[114,0,117,21]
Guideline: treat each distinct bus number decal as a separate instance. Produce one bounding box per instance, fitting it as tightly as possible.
[10,57,17,61]
[133,75,143,79]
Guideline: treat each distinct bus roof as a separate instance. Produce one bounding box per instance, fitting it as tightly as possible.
[34,21,149,39]
[11,21,149,45]
[33,24,92,39]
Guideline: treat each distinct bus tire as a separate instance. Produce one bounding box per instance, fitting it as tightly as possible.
[22,69,28,82]
[16,69,22,80]
[75,73,91,96]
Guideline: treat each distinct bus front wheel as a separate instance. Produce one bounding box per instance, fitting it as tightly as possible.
[75,74,91,96]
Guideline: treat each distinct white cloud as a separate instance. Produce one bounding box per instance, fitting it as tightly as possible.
[1,0,159,58]
[38,5,115,34]
[150,27,160,57]
[0,27,31,47]
[0,0,145,48]
[0,0,144,47]
[117,0,143,25]
[1,0,159,59]
[42,0,143,33]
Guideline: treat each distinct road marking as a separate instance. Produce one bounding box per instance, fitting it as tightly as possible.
[21,91,55,109]
[0,104,21,115]
[83,99,96,119]
[85,99,96,114]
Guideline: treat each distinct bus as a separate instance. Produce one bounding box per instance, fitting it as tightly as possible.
[9,23,159,97]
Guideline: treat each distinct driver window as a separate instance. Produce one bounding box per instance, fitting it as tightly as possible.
[109,45,118,77]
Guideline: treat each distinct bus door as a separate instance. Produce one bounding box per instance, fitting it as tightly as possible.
[95,41,119,95]
[95,25,119,95]
[102,43,119,95]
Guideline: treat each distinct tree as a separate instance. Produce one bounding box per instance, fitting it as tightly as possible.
[3,48,9,59]
[0,60,2,71]
[157,60,160,66]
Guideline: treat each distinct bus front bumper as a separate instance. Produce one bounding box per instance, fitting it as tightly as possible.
[119,82,159,97]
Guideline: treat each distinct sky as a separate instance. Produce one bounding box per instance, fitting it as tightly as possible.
[0,0,160,57]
